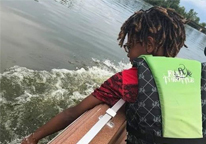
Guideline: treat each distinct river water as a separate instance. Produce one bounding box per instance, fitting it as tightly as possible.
[0,0,206,143]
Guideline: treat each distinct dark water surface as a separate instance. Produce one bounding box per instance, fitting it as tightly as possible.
[1,0,205,73]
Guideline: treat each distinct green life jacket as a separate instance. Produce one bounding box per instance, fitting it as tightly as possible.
[126,55,206,144]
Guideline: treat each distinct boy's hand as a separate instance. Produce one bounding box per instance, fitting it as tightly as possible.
[20,95,102,144]
[21,134,38,144]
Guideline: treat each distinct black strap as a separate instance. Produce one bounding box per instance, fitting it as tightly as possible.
[154,136,206,144]
[128,127,206,144]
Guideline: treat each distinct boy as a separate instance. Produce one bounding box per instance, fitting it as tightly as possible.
[22,6,196,144]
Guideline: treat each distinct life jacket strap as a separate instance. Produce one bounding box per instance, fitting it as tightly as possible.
[154,136,206,144]
[128,127,206,144]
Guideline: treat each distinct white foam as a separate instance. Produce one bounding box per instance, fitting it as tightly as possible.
[0,95,7,104]
[15,91,39,104]
[71,91,87,100]
[0,59,131,144]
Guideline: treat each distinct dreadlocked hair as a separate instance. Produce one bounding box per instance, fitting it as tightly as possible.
[117,6,188,57]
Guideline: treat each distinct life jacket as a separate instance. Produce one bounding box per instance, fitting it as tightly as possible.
[125,55,206,144]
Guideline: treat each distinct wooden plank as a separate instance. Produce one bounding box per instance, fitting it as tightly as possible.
[49,104,126,144]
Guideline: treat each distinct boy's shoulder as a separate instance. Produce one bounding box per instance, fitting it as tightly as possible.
[122,67,138,84]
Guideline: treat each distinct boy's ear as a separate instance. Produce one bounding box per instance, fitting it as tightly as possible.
[146,36,156,54]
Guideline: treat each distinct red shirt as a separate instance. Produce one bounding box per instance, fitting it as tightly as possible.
[92,67,138,106]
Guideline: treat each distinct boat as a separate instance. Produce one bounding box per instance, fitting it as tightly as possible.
[48,103,127,144]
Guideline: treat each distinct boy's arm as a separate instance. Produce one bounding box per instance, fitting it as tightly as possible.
[21,95,103,144]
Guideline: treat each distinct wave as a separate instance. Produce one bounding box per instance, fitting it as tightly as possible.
[0,59,131,144]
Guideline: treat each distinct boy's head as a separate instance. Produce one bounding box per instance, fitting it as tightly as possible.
[118,6,187,59]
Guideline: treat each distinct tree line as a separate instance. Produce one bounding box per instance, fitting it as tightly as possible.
[144,0,206,28]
